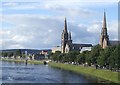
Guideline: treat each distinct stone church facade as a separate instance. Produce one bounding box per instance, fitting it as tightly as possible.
[61,18,92,53]
[100,11,120,48]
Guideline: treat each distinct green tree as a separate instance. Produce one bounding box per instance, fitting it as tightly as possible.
[48,52,53,59]
[109,45,119,68]
[7,52,14,58]
[97,50,106,66]
[90,44,102,64]
[77,52,86,64]
[16,49,22,57]
[58,53,65,63]
[51,51,61,62]
[68,51,80,63]
[0,52,2,56]
[84,51,91,65]
[62,53,69,63]
[97,47,111,66]
[2,52,8,57]
[118,44,120,68]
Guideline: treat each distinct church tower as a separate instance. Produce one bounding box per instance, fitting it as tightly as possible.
[68,31,72,43]
[100,11,109,49]
[61,18,68,53]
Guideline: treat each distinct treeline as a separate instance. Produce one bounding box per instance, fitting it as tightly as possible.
[50,44,120,69]
[1,49,24,58]
[1,49,48,60]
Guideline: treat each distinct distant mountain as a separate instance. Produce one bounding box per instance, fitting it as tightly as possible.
[1,49,52,54]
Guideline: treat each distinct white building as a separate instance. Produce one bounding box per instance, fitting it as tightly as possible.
[52,46,61,53]
[80,47,92,53]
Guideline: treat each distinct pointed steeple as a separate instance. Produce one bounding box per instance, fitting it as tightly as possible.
[68,31,71,40]
[103,10,107,29]
[102,10,108,36]
[100,10,109,49]
[64,17,68,33]
[61,17,69,53]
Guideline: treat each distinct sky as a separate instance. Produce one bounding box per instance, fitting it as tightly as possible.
[0,0,119,50]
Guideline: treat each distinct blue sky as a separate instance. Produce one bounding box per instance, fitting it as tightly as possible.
[0,0,119,50]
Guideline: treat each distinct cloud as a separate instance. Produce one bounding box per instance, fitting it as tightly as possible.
[1,15,63,49]
[69,23,100,44]
[1,1,118,49]
[2,1,117,15]
[3,2,19,6]
[71,20,118,44]
[0,29,11,35]
[2,2,39,10]
[108,21,118,40]
[2,0,119,2]
[1,14,118,49]
[87,21,102,33]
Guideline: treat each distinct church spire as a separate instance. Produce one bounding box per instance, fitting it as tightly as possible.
[102,10,108,36]
[100,10,109,49]
[68,31,71,40]
[64,17,68,33]
[61,17,69,53]
[103,10,107,29]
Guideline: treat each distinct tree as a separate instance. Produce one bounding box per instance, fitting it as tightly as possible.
[51,51,61,62]
[2,52,8,57]
[16,49,22,57]
[58,53,65,62]
[77,52,86,64]
[84,51,91,65]
[118,44,120,68]
[109,45,119,68]
[97,50,106,66]
[68,51,80,63]
[7,52,14,57]
[62,53,69,63]
[48,52,53,59]
[0,52,2,56]
[90,44,102,64]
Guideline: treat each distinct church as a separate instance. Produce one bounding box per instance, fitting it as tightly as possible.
[61,18,92,53]
[100,11,120,48]
[60,11,120,53]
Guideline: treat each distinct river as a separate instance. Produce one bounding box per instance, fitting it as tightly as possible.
[1,61,102,84]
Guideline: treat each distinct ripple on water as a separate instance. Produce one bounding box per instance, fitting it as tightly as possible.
[15,76,35,81]
[44,77,60,83]
[2,67,34,72]
[7,76,13,81]
[2,61,102,83]
[2,75,14,81]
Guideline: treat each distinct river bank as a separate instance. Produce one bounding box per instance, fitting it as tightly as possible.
[48,62,119,83]
[1,59,119,83]
[2,60,102,83]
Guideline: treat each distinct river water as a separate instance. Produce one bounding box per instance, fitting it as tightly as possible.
[1,61,102,84]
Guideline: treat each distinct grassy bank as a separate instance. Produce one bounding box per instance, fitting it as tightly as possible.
[1,59,119,83]
[49,62,119,83]
[1,59,43,65]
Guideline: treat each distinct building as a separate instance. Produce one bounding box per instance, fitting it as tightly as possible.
[80,47,92,53]
[61,18,92,53]
[40,50,49,59]
[100,11,120,48]
[52,46,61,53]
